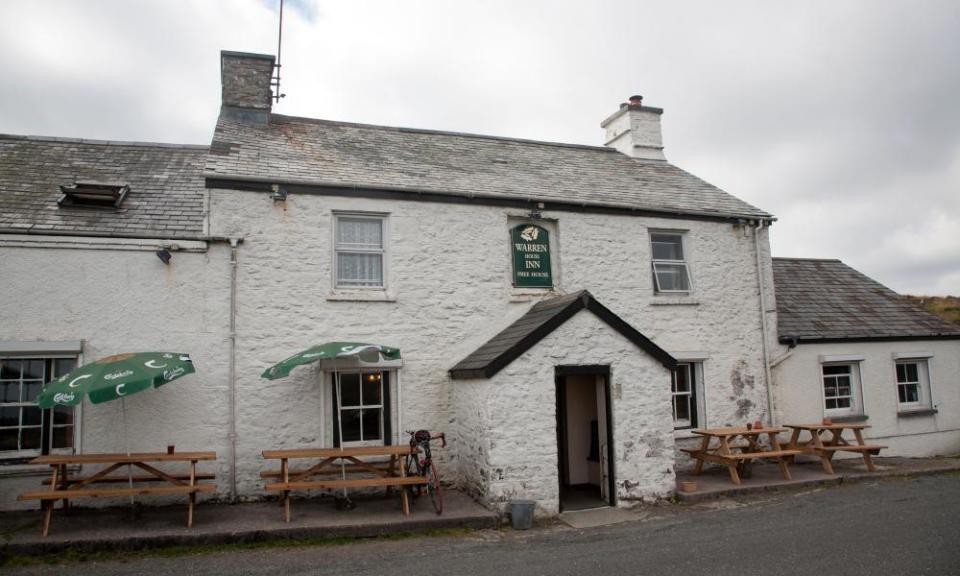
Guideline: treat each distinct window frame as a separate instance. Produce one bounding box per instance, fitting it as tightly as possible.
[330,369,392,448]
[894,359,931,410]
[820,361,863,416]
[0,355,79,461]
[333,212,388,290]
[650,231,692,294]
[671,362,703,430]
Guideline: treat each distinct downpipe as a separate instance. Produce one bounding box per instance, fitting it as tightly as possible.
[228,237,241,501]
[752,221,776,426]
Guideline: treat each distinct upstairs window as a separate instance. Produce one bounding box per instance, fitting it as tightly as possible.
[335,215,386,288]
[58,182,129,208]
[651,233,691,293]
[895,360,931,410]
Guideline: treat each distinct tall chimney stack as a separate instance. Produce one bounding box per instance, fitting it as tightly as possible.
[220,51,276,123]
[600,95,666,160]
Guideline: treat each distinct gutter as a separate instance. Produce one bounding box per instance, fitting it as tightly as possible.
[753,221,776,425]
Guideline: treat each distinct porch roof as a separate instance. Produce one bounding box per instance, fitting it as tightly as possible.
[448,290,676,379]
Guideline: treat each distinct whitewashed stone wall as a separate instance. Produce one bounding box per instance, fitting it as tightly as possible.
[209,189,775,502]
[453,310,675,515]
[771,340,960,456]
[0,241,232,510]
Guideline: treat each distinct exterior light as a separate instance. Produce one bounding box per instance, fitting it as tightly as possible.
[156,249,172,265]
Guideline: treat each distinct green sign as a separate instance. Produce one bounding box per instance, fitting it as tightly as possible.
[511,224,552,287]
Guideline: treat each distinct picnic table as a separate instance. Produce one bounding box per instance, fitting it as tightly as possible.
[784,423,886,474]
[682,426,802,485]
[261,445,428,522]
[18,451,217,536]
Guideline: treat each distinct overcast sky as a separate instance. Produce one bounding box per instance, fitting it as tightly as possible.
[1,0,957,295]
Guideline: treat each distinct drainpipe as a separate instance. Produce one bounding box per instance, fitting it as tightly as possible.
[228,238,240,501]
[752,221,776,425]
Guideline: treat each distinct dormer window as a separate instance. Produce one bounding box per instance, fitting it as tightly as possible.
[58,182,129,208]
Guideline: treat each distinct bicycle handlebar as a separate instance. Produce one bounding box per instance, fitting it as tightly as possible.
[405,430,446,448]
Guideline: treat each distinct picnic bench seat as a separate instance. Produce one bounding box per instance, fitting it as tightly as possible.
[20,484,216,501]
[43,474,216,485]
[265,476,428,492]
[815,444,886,454]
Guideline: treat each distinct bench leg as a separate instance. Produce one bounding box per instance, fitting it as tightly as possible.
[861,451,876,472]
[188,493,195,528]
[693,457,705,476]
[777,458,792,480]
[727,464,741,485]
[819,453,835,475]
[284,492,291,523]
[42,501,53,537]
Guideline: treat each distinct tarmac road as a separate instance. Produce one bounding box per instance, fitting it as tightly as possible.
[8,473,960,576]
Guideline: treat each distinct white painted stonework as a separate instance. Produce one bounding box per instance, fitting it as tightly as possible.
[771,340,960,456]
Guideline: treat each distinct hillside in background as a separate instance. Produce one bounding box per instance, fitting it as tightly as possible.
[905,295,960,326]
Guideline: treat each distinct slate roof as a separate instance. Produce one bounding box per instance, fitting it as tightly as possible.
[772,258,960,342]
[206,114,772,221]
[0,134,207,240]
[449,290,676,379]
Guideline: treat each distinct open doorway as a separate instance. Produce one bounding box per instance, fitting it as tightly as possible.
[556,366,614,512]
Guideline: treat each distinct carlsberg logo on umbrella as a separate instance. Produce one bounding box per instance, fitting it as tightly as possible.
[37,352,196,409]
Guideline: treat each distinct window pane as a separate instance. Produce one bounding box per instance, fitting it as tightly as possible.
[903,384,919,403]
[21,427,41,450]
[53,406,74,425]
[825,399,837,409]
[338,373,361,407]
[23,381,43,402]
[0,406,18,427]
[22,406,42,426]
[836,398,851,409]
[905,363,918,383]
[673,366,690,393]
[361,408,382,441]
[53,425,74,449]
[53,358,77,379]
[337,218,383,249]
[898,385,907,404]
[651,234,684,260]
[0,428,17,451]
[674,396,690,421]
[340,409,362,443]
[824,386,837,397]
[1,360,21,380]
[895,364,907,383]
[362,373,382,406]
[0,382,17,403]
[337,253,383,286]
[823,365,850,376]
[23,360,44,381]
[653,262,690,291]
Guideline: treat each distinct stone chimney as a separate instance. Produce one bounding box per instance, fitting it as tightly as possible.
[600,95,666,161]
[220,51,276,123]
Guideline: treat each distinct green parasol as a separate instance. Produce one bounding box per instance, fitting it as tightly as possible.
[260,342,400,380]
[37,352,196,408]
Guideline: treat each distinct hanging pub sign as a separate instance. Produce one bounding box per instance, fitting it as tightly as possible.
[511,224,553,287]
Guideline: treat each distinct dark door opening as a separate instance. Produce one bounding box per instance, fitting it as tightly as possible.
[556,366,614,512]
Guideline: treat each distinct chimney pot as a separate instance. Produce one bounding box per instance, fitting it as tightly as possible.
[628,95,644,109]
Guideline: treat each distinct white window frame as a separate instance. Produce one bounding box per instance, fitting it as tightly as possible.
[331,369,387,448]
[1,355,80,460]
[333,212,388,290]
[671,362,704,430]
[650,231,692,294]
[820,362,863,416]
[894,359,931,410]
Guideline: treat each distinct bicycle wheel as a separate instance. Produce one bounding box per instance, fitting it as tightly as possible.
[405,454,423,499]
[426,460,443,515]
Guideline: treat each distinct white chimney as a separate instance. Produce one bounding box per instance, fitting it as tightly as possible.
[600,95,666,161]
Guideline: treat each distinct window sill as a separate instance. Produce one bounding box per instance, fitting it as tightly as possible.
[327,290,396,302]
[897,408,938,418]
[651,297,700,306]
[829,414,869,423]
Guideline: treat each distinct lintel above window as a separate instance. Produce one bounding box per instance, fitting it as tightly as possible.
[58,182,129,209]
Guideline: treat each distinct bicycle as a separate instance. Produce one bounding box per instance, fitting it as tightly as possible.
[404,429,445,514]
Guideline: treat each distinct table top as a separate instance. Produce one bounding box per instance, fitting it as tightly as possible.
[30,451,217,465]
[787,423,870,431]
[692,426,787,437]
[262,445,416,459]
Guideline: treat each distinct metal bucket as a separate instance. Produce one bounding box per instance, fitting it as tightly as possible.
[509,500,536,530]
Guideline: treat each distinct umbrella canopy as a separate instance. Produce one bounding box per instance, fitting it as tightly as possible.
[37,352,195,409]
[260,342,401,380]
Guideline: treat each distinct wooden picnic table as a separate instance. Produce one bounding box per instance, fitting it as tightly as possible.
[18,451,217,536]
[784,423,886,474]
[683,426,802,485]
[261,445,427,522]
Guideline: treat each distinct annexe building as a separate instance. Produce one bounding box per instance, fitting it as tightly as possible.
[4,49,783,515]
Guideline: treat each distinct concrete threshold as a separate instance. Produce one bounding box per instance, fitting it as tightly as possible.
[1,490,498,556]
[674,456,960,503]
